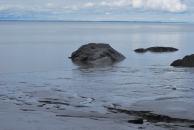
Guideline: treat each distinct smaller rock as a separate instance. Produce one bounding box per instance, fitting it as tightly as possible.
[189,125,194,128]
[134,47,178,53]
[172,87,177,90]
[171,59,183,67]
[171,54,194,67]
[128,118,144,124]
[134,48,147,53]
[138,126,145,129]
[147,47,178,52]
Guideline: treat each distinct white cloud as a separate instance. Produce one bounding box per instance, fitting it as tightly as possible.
[0,5,24,11]
[37,0,188,13]
[83,2,95,8]
[99,0,187,13]
[0,0,187,13]
[131,0,187,12]
[100,0,131,7]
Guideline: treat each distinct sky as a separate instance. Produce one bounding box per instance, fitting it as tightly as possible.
[0,0,194,22]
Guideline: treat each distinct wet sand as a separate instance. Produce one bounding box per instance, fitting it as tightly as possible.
[1,101,191,130]
[1,89,194,130]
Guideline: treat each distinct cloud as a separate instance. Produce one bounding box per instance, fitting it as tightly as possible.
[99,0,187,13]
[131,0,187,12]
[0,4,25,11]
[100,0,131,7]
[83,2,96,8]
[0,0,188,14]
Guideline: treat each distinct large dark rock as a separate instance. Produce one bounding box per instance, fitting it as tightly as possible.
[70,43,125,66]
[134,47,178,53]
[171,54,194,67]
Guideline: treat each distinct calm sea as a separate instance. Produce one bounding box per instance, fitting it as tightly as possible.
[0,21,194,112]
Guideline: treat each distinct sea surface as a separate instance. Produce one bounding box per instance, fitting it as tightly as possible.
[0,21,194,129]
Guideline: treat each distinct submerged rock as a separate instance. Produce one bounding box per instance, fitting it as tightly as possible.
[134,48,147,53]
[107,106,194,127]
[189,125,194,128]
[134,47,178,53]
[171,54,194,67]
[147,47,178,52]
[70,43,125,66]
[128,118,144,124]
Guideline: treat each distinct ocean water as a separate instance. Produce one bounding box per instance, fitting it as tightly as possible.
[0,21,194,115]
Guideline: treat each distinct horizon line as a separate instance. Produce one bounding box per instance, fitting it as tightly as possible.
[0,19,193,24]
